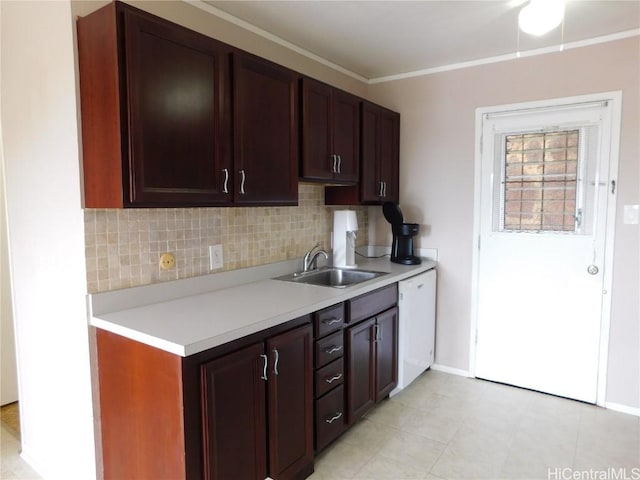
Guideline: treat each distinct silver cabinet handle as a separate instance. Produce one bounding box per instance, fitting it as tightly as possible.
[384,182,387,197]
[379,181,384,197]
[373,324,383,342]
[273,348,279,375]
[222,168,229,194]
[322,317,342,326]
[239,169,246,194]
[325,412,343,424]
[260,354,268,380]
[337,155,342,173]
[325,373,343,384]
[331,155,337,173]
[379,323,384,341]
[324,345,343,355]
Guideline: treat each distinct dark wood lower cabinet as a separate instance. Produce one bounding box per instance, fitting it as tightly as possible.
[96,320,313,480]
[96,330,188,480]
[201,324,314,480]
[346,318,376,423]
[266,326,315,479]
[374,308,399,402]
[315,385,347,451]
[95,288,398,480]
[201,343,267,480]
[346,307,398,424]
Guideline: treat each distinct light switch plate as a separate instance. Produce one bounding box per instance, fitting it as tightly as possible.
[623,205,639,225]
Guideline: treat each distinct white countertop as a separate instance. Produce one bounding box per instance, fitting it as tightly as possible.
[88,256,436,357]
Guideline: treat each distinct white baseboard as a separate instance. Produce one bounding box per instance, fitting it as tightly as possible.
[430,367,640,417]
[605,401,640,417]
[431,363,472,377]
[19,445,45,479]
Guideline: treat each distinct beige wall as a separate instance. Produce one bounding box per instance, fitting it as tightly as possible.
[2,1,96,477]
[367,37,640,409]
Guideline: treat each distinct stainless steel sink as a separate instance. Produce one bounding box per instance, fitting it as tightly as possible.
[275,267,388,288]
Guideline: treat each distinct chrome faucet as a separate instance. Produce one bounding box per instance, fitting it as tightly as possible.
[302,244,329,273]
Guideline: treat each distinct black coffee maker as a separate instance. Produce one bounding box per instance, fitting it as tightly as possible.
[383,202,422,265]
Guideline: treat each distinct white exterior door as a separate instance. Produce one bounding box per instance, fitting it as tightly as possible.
[474,97,618,403]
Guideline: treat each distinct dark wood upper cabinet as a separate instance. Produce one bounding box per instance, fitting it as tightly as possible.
[78,2,233,207]
[325,102,400,205]
[232,53,299,205]
[360,102,400,203]
[301,78,360,183]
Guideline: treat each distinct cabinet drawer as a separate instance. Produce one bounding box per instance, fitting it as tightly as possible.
[315,385,346,451]
[314,303,345,338]
[315,331,344,368]
[315,357,344,398]
[348,283,398,324]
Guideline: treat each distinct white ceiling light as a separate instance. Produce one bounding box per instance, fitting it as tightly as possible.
[519,0,565,36]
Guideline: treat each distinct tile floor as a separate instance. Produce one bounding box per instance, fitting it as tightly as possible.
[310,370,640,480]
[0,425,41,480]
[1,370,638,480]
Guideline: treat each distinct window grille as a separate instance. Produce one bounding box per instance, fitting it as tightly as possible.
[501,130,579,232]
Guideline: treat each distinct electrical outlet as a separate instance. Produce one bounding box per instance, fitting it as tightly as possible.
[209,244,223,270]
[159,252,176,270]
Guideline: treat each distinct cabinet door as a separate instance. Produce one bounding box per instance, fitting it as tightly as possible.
[266,324,314,480]
[360,102,381,203]
[201,343,267,480]
[375,307,399,402]
[233,53,298,205]
[332,90,360,183]
[378,109,400,203]
[124,10,232,206]
[301,78,333,181]
[346,318,376,424]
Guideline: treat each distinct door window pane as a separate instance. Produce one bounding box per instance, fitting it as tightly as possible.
[501,130,579,232]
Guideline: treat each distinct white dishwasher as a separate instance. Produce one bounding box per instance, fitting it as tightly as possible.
[391,268,437,396]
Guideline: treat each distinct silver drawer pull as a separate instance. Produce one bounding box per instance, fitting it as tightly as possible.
[322,317,342,326]
[331,155,337,173]
[324,345,343,355]
[325,412,343,424]
[325,373,343,384]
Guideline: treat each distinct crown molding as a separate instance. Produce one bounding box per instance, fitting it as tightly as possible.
[185,2,639,86]
[370,29,640,84]
[186,0,369,83]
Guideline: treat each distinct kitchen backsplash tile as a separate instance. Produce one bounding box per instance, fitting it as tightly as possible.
[84,184,368,293]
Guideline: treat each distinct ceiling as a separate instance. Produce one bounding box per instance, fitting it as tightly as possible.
[202,0,640,81]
